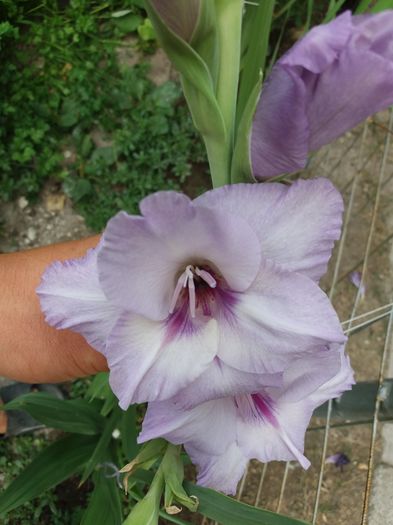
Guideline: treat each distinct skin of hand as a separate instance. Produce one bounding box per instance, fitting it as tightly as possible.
[0,236,108,383]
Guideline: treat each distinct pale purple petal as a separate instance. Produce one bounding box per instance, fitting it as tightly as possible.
[37,246,120,353]
[140,399,247,494]
[326,453,342,464]
[195,178,343,281]
[243,350,353,467]
[251,11,393,179]
[326,453,350,467]
[97,192,261,321]
[307,37,393,150]
[186,442,247,496]
[105,312,218,408]
[236,398,312,469]
[278,346,342,403]
[217,259,346,374]
[170,358,282,409]
[358,12,393,60]
[280,12,352,72]
[308,348,355,405]
[139,397,237,455]
[250,66,309,178]
[349,271,366,298]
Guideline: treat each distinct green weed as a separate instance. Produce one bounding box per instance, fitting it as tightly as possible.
[0,1,206,231]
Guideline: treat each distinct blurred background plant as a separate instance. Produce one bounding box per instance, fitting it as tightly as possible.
[0,0,206,230]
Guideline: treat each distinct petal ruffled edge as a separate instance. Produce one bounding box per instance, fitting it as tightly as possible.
[37,246,120,353]
[195,178,344,282]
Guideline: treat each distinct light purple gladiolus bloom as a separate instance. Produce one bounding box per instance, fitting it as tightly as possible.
[251,10,393,179]
[38,178,345,409]
[139,346,354,494]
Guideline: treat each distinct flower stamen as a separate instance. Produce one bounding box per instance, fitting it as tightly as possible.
[188,271,196,317]
[169,272,188,314]
[195,267,217,288]
[169,265,217,317]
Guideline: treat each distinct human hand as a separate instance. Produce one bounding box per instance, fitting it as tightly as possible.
[0,236,108,383]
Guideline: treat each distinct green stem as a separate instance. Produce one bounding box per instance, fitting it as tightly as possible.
[204,136,231,188]
[210,0,243,187]
[215,0,243,143]
[123,464,165,525]
[304,0,313,32]
[129,489,189,525]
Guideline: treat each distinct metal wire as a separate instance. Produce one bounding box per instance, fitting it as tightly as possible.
[276,462,290,513]
[343,310,393,336]
[341,302,393,326]
[236,468,248,500]
[361,305,393,525]
[254,463,268,506]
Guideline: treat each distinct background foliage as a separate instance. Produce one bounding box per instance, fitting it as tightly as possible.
[0,0,206,230]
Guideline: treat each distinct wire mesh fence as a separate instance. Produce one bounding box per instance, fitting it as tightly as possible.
[200,109,393,525]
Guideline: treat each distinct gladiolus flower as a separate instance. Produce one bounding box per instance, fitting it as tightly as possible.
[139,346,354,494]
[251,10,393,179]
[38,178,345,409]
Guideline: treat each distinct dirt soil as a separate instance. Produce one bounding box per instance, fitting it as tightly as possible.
[1,111,392,524]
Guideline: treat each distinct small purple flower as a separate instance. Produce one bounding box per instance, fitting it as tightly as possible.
[326,453,351,471]
[251,10,393,179]
[38,179,345,410]
[139,346,354,495]
[349,271,366,298]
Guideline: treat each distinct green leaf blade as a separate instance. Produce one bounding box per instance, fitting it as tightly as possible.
[4,392,105,435]
[237,0,275,124]
[356,0,393,13]
[0,434,97,515]
[184,481,311,525]
[81,470,122,525]
[120,405,140,460]
[80,406,122,484]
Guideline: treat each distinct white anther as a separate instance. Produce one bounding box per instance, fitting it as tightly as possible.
[188,272,196,318]
[169,271,188,314]
[183,265,193,287]
[169,265,215,317]
[195,267,217,288]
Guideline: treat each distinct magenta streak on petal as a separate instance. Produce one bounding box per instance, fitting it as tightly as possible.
[251,393,279,427]
[235,393,278,427]
[201,296,212,316]
[164,300,195,344]
[215,287,239,326]
[252,395,310,468]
